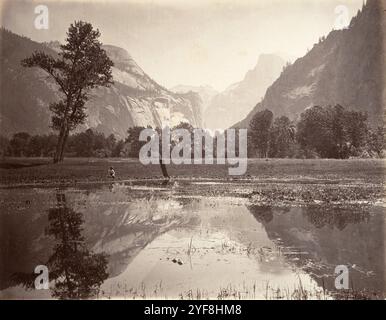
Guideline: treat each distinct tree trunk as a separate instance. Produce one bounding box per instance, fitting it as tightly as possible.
[53,125,66,163]
[59,128,70,162]
[159,159,170,179]
[53,123,69,163]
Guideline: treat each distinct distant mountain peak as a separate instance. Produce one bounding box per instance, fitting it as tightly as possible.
[235,0,385,129]
[102,45,145,76]
[256,53,285,65]
[204,53,286,129]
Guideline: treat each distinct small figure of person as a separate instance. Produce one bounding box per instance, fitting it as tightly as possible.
[108,166,115,179]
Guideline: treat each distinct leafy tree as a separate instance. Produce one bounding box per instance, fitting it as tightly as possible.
[126,126,147,158]
[105,134,117,153]
[0,135,10,157]
[68,129,117,158]
[27,135,45,157]
[297,106,336,158]
[40,134,58,157]
[111,139,125,157]
[368,126,384,157]
[297,105,369,158]
[6,130,120,158]
[9,132,31,156]
[268,116,295,158]
[22,21,113,163]
[69,129,95,157]
[329,104,348,158]
[92,131,112,157]
[172,122,195,158]
[344,110,368,150]
[248,109,273,158]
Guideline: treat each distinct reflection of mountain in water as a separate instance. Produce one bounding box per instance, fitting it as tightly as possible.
[77,188,198,278]
[247,205,385,294]
[86,195,198,276]
[0,185,197,294]
[2,184,384,299]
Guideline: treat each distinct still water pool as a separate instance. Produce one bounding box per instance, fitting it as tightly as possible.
[0,181,384,299]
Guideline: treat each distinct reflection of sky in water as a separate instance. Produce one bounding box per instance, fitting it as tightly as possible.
[0,182,384,299]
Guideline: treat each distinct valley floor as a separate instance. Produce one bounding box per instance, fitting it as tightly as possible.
[0,158,385,300]
[0,157,384,206]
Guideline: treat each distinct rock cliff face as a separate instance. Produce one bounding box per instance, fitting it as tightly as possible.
[0,30,203,139]
[236,0,385,129]
[170,84,218,113]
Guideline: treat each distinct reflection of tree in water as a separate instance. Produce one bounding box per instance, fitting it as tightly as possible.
[247,204,384,295]
[248,205,369,230]
[12,193,109,299]
[247,205,290,224]
[302,206,369,230]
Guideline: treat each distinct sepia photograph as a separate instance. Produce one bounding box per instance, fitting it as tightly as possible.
[0,0,385,306]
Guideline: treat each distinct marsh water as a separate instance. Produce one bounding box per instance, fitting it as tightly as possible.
[0,181,384,299]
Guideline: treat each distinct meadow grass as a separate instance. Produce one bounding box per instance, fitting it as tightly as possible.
[0,157,384,186]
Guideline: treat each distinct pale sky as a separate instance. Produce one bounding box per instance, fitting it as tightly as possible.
[0,0,364,91]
